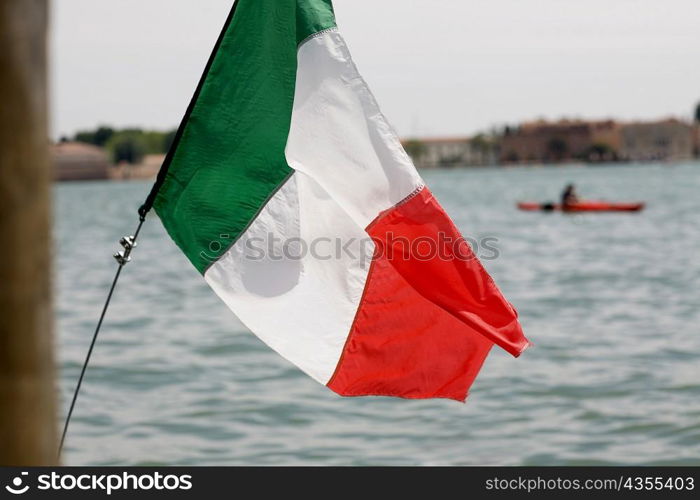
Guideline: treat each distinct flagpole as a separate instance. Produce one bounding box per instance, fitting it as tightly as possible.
[0,0,56,466]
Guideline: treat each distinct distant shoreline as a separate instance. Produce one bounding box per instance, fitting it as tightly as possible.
[51,158,700,183]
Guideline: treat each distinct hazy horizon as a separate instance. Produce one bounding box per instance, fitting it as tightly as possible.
[51,0,700,139]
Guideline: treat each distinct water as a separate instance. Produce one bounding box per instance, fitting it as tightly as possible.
[55,162,700,465]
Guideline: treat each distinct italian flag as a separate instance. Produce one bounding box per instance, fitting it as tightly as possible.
[147,0,529,401]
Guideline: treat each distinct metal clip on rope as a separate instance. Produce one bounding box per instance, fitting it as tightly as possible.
[114,235,137,265]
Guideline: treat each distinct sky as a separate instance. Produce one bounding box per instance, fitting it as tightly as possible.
[51,0,700,139]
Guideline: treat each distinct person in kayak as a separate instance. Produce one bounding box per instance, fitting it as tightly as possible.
[561,183,580,207]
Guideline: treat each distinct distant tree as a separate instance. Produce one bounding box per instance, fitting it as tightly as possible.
[74,125,114,147]
[107,131,146,164]
[695,102,700,123]
[547,137,568,161]
[162,129,178,153]
[74,126,177,158]
[92,126,115,147]
[74,130,96,145]
[120,127,143,136]
[140,130,165,154]
[129,129,177,155]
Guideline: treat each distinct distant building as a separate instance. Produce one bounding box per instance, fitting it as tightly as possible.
[402,136,497,168]
[51,141,111,181]
[619,119,694,162]
[403,116,698,167]
[500,119,620,164]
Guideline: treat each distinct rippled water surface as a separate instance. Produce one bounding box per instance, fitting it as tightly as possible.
[56,162,700,465]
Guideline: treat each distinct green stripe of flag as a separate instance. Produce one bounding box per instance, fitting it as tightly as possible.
[154,0,336,274]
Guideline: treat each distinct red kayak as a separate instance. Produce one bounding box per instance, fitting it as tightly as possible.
[517,201,645,212]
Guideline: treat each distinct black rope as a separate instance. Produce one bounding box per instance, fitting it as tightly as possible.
[139,0,240,218]
[58,214,146,458]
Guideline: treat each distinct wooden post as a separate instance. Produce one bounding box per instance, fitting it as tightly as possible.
[0,0,57,465]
